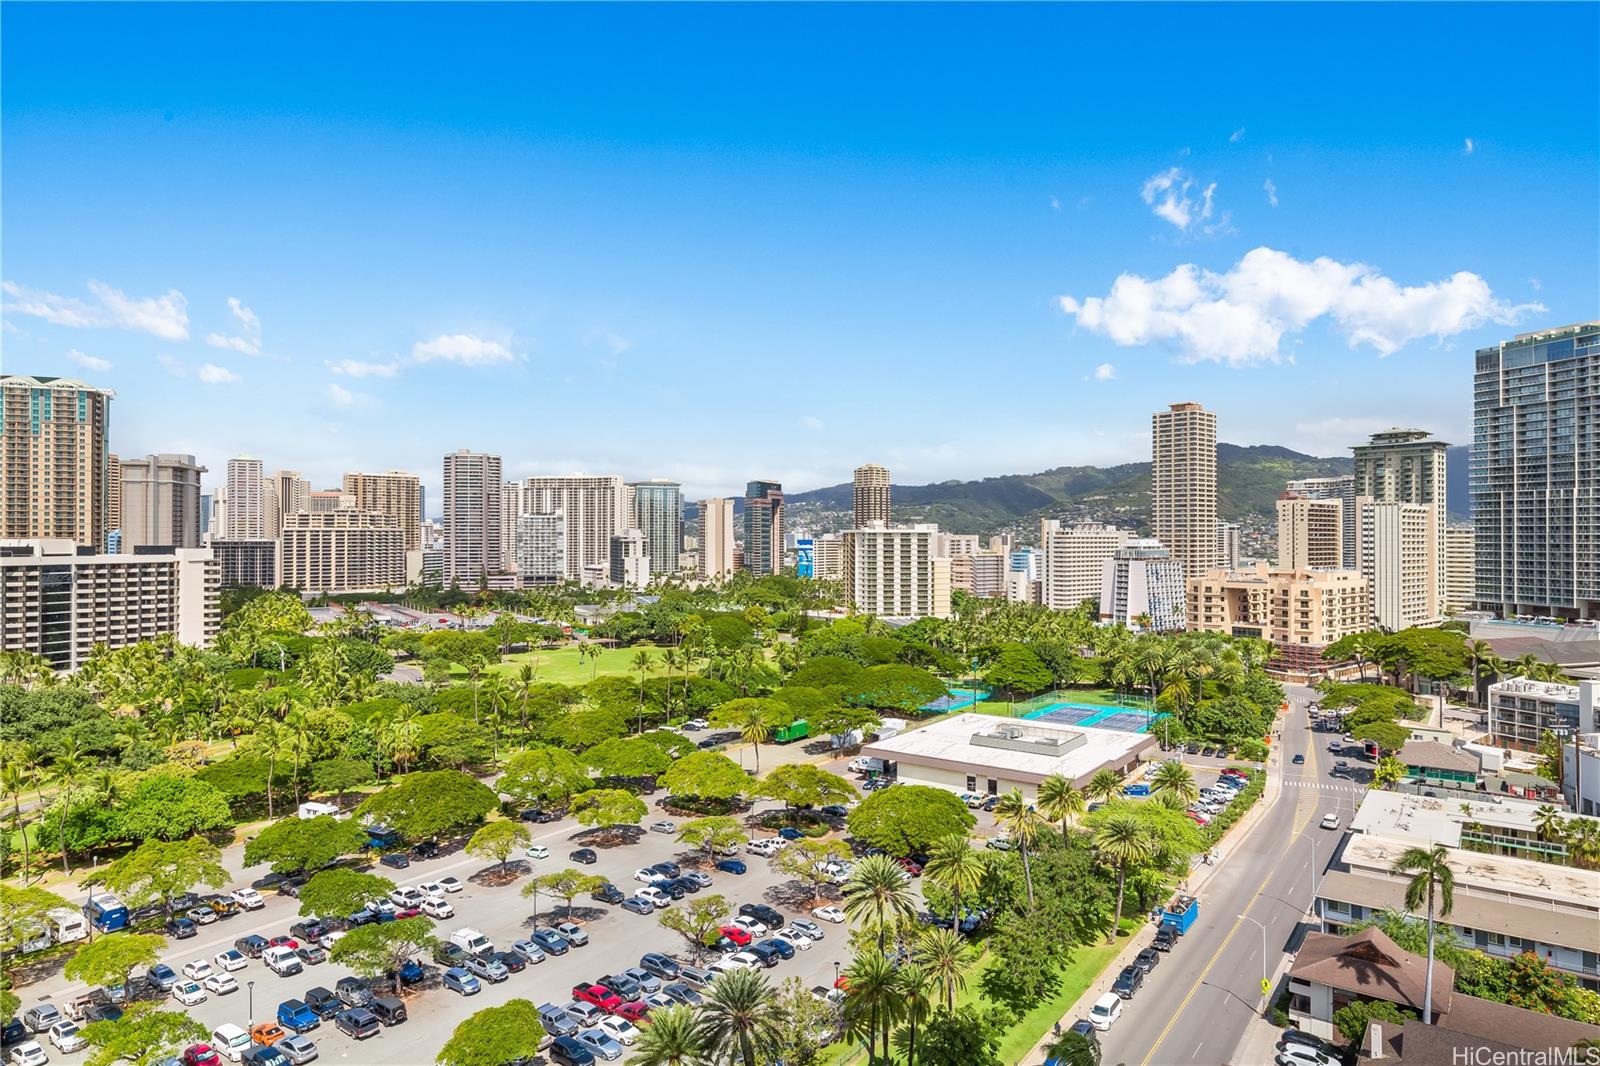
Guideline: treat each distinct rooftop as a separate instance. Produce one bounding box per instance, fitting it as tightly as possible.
[1289,927,1452,1015]
[1348,790,1569,845]
[1340,832,1599,910]
[1395,740,1481,775]
[1488,676,1583,701]
[859,712,1154,784]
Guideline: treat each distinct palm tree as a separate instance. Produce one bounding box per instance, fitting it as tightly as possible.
[1037,773,1087,842]
[727,703,774,774]
[1465,638,1492,705]
[1533,804,1567,845]
[914,927,972,1010]
[660,648,682,717]
[693,968,782,1066]
[1390,844,1455,1024]
[920,834,986,934]
[842,854,918,950]
[892,963,934,1066]
[628,1003,705,1065]
[2,760,36,884]
[1086,768,1123,805]
[1092,810,1154,942]
[1565,819,1600,870]
[579,641,603,680]
[1045,1029,1101,1066]
[993,788,1046,908]
[631,650,656,734]
[1150,761,1199,805]
[50,744,87,874]
[842,951,902,1063]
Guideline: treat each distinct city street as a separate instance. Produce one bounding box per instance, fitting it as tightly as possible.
[1094,683,1364,1066]
[16,803,859,1064]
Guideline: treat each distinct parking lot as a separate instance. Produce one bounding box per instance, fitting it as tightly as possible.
[14,802,863,1065]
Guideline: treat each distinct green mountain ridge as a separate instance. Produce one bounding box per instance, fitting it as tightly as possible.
[786,443,1355,535]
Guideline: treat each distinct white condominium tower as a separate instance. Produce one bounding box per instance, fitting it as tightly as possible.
[1039,521,1132,611]
[522,474,631,581]
[1473,322,1600,620]
[842,523,951,619]
[853,463,891,527]
[224,456,268,539]
[698,498,737,579]
[1151,401,1218,579]
[441,449,503,585]
[1352,428,1447,626]
[1286,474,1356,569]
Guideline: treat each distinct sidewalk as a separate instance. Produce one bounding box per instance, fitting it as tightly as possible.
[1228,952,1298,1065]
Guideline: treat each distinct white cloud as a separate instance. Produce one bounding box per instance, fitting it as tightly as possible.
[1230,127,1246,143]
[326,383,359,407]
[2,279,189,339]
[1464,137,1475,155]
[1093,363,1116,381]
[327,358,399,378]
[226,296,259,334]
[66,349,112,372]
[205,333,260,355]
[157,354,187,378]
[197,363,240,384]
[1057,246,1545,366]
[1140,168,1220,232]
[1049,195,1061,211]
[411,334,516,366]
[1263,178,1279,207]
[205,296,263,355]
[798,415,825,431]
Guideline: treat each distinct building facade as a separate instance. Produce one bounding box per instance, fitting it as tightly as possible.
[210,539,278,588]
[1151,402,1218,579]
[698,497,737,579]
[0,375,115,549]
[1358,498,1441,630]
[743,480,784,577]
[812,532,843,581]
[1445,524,1476,613]
[342,471,423,550]
[950,551,1007,599]
[1215,521,1240,570]
[120,453,206,550]
[223,457,269,539]
[1277,493,1345,570]
[1100,538,1185,632]
[1039,521,1132,611]
[515,512,566,586]
[1353,428,1448,620]
[852,463,891,527]
[0,538,220,670]
[105,453,122,550]
[1287,474,1357,569]
[841,523,951,619]
[521,475,631,581]
[441,450,504,585]
[267,470,310,533]
[1472,322,1600,620]
[279,510,406,594]
[1486,677,1596,751]
[609,528,650,590]
[629,480,682,574]
[1187,563,1371,675]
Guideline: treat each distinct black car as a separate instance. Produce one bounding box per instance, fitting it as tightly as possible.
[668,876,701,895]
[649,861,681,878]
[1133,948,1161,975]
[492,950,526,974]
[1279,1030,1339,1056]
[639,953,680,979]
[740,903,785,929]
[413,840,440,859]
[649,878,686,900]
[290,920,326,942]
[236,934,269,958]
[1153,927,1179,951]
[2,1018,26,1046]
[305,986,342,1018]
[549,1034,597,1066]
[590,882,625,905]
[1185,743,1200,754]
[379,852,410,869]
[1112,965,1143,999]
[745,942,781,967]
[82,1002,122,1024]
[165,916,197,939]
[981,795,999,812]
[570,848,598,865]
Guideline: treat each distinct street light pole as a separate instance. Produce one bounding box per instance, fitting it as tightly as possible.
[247,980,255,1025]
[1238,914,1267,992]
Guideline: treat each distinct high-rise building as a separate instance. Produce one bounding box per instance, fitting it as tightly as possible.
[207,485,227,539]
[0,375,115,549]
[120,453,206,550]
[609,528,650,590]
[852,464,891,527]
[267,471,310,532]
[1215,522,1240,570]
[1445,525,1476,613]
[105,453,122,550]
[812,533,844,580]
[949,551,1007,598]
[521,475,631,581]
[1286,474,1357,569]
[279,510,406,593]
[1039,521,1133,611]
[1,538,220,670]
[630,480,683,574]
[1357,498,1440,630]
[441,450,503,585]
[1100,539,1185,632]
[937,533,982,558]
[1151,401,1218,578]
[1188,563,1371,676]
[698,498,737,579]
[743,480,784,577]
[342,471,423,551]
[1276,493,1344,570]
[842,523,951,619]
[1473,322,1600,619]
[224,457,269,539]
[306,490,348,513]
[1352,428,1448,626]
[516,512,566,586]
[499,480,528,572]
[211,539,277,588]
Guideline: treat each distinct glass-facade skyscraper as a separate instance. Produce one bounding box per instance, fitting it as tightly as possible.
[743,480,784,577]
[629,479,683,574]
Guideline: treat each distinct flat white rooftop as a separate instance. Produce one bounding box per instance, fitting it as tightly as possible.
[1349,789,1570,846]
[1342,832,1599,910]
[860,712,1154,785]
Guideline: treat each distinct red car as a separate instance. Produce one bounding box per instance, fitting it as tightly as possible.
[614,999,651,1022]
[267,935,299,950]
[395,906,421,919]
[571,983,624,1013]
[719,925,752,946]
[896,858,923,877]
[182,1045,221,1066]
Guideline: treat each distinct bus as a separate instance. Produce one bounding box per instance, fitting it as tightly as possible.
[83,892,129,933]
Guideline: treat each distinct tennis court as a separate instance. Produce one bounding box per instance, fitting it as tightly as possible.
[1023,702,1168,734]
[919,688,992,714]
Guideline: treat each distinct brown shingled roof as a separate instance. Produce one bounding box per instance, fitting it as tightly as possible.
[1289,928,1454,1016]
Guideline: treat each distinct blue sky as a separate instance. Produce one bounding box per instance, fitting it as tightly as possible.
[3,3,1596,506]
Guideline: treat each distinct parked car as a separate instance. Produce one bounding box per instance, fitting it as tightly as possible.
[433,942,469,968]
[305,987,341,1019]
[1154,926,1179,951]
[639,952,680,979]
[1112,965,1143,999]
[275,1000,319,1035]
[1134,947,1161,974]
[575,1030,624,1062]
[441,969,480,996]
[715,859,747,875]
[511,938,548,964]
[334,978,372,1008]
[570,848,598,865]
[369,997,407,1027]
[532,929,571,954]
[591,882,625,905]
[648,820,676,834]
[598,1017,640,1046]
[555,922,589,946]
[147,963,179,991]
[634,887,672,909]
[248,1023,287,1046]
[377,853,410,870]
[181,1045,220,1066]
[47,1021,87,1053]
[333,1009,379,1040]
[598,974,641,1000]
[526,845,551,860]
[719,924,753,947]
[215,949,248,972]
[789,918,825,940]
[167,916,199,939]
[465,955,509,983]
[492,950,526,974]
[756,937,795,960]
[663,982,702,1006]
[571,984,623,1013]
[677,966,713,989]
[204,974,239,996]
[1088,992,1123,1031]
[811,906,846,924]
[622,966,661,993]
[275,1035,318,1065]
[1275,1045,1335,1066]
[8,1042,48,1066]
[745,942,781,967]
[548,1035,597,1066]
[537,1003,580,1038]
[620,897,654,915]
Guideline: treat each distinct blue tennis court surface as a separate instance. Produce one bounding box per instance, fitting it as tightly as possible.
[920,689,991,713]
[1023,702,1167,733]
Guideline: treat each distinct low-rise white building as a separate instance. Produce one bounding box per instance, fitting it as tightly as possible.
[1487,676,1597,751]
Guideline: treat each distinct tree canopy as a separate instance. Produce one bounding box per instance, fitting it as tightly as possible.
[436,999,548,1066]
[356,769,498,840]
[243,815,369,875]
[847,785,975,854]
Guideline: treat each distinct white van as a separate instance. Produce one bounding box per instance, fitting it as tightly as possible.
[297,801,340,820]
[47,907,89,945]
[211,1023,252,1061]
[262,945,303,977]
[1088,992,1123,1031]
[449,927,493,958]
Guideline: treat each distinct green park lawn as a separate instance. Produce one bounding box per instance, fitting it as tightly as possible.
[449,642,672,686]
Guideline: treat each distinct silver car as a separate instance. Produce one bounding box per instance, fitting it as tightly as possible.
[277,1034,320,1064]
[511,938,547,964]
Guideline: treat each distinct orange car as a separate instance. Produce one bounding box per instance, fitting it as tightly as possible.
[249,1023,286,1046]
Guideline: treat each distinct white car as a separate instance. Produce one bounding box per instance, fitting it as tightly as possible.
[633,867,660,884]
[788,918,825,940]
[684,718,709,730]
[643,991,676,1011]
[437,876,464,893]
[811,906,846,924]
[1320,813,1341,831]
[1276,1044,1335,1066]
[415,882,448,901]
[731,916,768,937]
[203,973,239,996]
[182,959,216,981]
[318,930,346,950]
[598,1017,640,1045]
[708,957,752,977]
[423,898,455,919]
[776,927,814,950]
[8,1041,47,1066]
[172,980,207,1006]
[635,887,672,909]
[214,949,248,972]
[232,888,265,910]
[390,887,425,908]
[526,845,551,860]
[648,821,676,834]
[48,1021,86,1053]
[1088,991,1123,1031]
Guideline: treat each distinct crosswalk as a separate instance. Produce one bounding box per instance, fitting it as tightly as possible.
[1283,779,1364,793]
